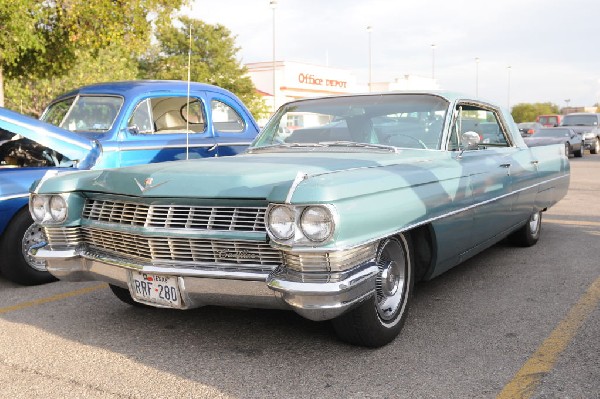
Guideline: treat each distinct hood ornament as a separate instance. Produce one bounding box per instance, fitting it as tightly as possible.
[134,177,168,193]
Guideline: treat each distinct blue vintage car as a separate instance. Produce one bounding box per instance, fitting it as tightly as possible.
[29,92,569,347]
[0,80,259,285]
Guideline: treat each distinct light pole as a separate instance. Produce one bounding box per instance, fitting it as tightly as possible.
[507,65,512,110]
[367,25,373,92]
[565,99,571,111]
[270,0,277,113]
[475,57,480,98]
[431,44,436,80]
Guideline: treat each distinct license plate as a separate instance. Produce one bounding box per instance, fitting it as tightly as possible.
[129,271,181,308]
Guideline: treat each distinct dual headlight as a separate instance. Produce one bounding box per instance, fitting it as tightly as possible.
[266,204,336,244]
[30,194,68,224]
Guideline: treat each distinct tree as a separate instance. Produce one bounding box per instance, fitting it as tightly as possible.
[511,102,560,123]
[4,45,139,117]
[1,0,186,113]
[141,16,268,119]
[0,0,44,106]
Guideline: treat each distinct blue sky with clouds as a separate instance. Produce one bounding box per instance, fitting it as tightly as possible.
[188,0,599,109]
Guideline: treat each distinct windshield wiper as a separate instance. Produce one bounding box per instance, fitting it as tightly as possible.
[247,142,327,153]
[318,141,398,152]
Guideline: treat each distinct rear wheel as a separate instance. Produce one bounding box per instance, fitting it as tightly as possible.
[0,208,56,285]
[508,211,542,247]
[331,234,414,347]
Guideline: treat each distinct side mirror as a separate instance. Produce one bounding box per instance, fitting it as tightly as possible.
[462,131,481,150]
[127,125,140,135]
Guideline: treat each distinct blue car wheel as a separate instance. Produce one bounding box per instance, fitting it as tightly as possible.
[0,208,57,285]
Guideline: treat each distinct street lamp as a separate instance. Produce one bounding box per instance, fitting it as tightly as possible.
[270,0,277,113]
[565,99,571,110]
[431,44,436,80]
[367,26,373,92]
[475,57,480,98]
[507,65,512,110]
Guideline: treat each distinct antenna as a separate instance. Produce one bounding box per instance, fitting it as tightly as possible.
[186,23,192,160]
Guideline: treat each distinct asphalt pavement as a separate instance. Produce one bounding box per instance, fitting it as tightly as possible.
[0,154,598,399]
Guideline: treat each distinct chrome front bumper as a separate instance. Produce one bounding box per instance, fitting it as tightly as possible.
[33,247,379,321]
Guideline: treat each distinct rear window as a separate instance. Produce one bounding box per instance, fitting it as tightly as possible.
[562,115,598,126]
[538,116,557,125]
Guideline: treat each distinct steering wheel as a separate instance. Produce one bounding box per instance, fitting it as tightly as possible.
[386,134,428,149]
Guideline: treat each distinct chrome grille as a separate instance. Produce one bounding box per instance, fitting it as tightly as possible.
[82,198,266,232]
[44,227,82,247]
[283,243,377,272]
[81,227,282,268]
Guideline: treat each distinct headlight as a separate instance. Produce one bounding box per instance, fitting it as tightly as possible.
[49,195,67,222]
[29,194,68,224]
[300,206,334,242]
[267,205,295,240]
[30,195,48,223]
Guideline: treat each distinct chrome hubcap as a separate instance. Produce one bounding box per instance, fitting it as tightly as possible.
[375,239,407,321]
[21,223,48,272]
[529,212,540,235]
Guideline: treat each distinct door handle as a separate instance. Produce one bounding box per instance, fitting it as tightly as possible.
[499,163,511,168]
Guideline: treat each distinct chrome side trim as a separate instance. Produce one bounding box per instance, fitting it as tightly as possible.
[0,193,28,201]
[101,142,252,152]
[276,173,570,253]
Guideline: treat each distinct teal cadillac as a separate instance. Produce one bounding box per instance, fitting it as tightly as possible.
[29,92,569,347]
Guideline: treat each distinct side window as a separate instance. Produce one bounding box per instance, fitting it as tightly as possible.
[449,104,509,150]
[128,99,154,134]
[212,100,245,133]
[139,97,206,135]
[41,97,76,126]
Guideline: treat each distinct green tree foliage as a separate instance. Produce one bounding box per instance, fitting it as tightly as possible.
[511,102,560,123]
[1,0,186,112]
[5,46,139,117]
[141,16,268,119]
[0,0,45,106]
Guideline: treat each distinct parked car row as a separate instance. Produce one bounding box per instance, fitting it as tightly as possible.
[26,91,569,347]
[519,112,600,156]
[0,80,259,285]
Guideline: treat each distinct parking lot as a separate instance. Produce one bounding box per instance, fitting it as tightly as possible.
[1,155,598,399]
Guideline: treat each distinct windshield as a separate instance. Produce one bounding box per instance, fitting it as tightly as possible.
[538,116,558,125]
[537,128,571,138]
[41,95,123,132]
[562,115,598,126]
[252,94,449,150]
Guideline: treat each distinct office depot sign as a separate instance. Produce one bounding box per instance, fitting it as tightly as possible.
[298,73,348,89]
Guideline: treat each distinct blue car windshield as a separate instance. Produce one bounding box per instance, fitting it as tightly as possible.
[253,94,449,150]
[42,95,123,133]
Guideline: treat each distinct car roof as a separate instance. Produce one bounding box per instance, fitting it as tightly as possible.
[51,80,233,100]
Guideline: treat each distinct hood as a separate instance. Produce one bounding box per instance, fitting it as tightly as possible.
[35,150,462,203]
[0,107,96,162]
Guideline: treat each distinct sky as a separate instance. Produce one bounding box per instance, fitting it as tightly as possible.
[187,0,599,109]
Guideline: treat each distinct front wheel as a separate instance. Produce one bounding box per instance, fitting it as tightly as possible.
[0,208,57,285]
[564,143,571,157]
[591,138,600,155]
[331,234,414,347]
[574,142,584,158]
[109,284,154,308]
[508,211,542,247]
